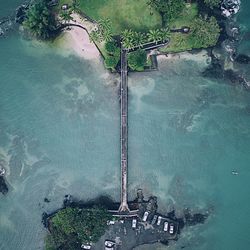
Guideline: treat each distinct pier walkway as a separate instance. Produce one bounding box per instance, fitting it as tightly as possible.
[118,40,169,214]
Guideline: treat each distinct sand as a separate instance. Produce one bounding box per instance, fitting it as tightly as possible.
[60,14,101,61]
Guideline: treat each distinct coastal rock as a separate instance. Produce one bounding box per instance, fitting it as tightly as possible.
[235,54,250,64]
[15,4,29,24]
[0,176,8,195]
[221,0,241,18]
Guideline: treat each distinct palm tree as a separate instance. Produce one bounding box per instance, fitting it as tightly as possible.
[71,0,81,13]
[98,19,113,42]
[147,29,161,43]
[160,28,171,41]
[60,9,73,25]
[133,32,147,48]
[121,29,134,49]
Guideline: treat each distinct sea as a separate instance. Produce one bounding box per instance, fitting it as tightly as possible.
[0,1,250,250]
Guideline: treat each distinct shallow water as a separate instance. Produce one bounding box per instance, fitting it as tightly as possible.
[0,1,250,250]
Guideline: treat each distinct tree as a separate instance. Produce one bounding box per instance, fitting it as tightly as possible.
[121,29,135,49]
[46,207,112,249]
[71,0,81,13]
[105,41,117,54]
[133,32,147,48]
[190,16,220,48]
[60,9,73,25]
[23,0,57,39]
[105,56,118,69]
[148,0,185,25]
[204,0,221,9]
[160,28,171,41]
[128,49,147,71]
[147,29,162,43]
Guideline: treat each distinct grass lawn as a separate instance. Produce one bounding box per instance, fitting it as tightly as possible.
[57,0,162,34]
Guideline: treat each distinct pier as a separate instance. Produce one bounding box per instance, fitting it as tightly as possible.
[118,41,169,214]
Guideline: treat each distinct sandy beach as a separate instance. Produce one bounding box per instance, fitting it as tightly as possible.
[59,14,101,61]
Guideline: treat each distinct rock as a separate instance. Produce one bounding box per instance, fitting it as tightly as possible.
[235,54,250,64]
[0,166,5,176]
[221,0,241,18]
[0,176,8,195]
[15,4,29,24]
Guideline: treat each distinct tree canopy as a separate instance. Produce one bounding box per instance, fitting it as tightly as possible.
[128,49,147,71]
[204,0,221,9]
[46,207,112,250]
[148,0,185,24]
[23,0,57,39]
[190,16,220,48]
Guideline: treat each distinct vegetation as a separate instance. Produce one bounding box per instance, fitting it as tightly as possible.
[45,207,112,250]
[147,0,185,26]
[161,15,220,53]
[104,41,121,70]
[121,28,170,49]
[128,49,147,71]
[189,16,220,48]
[203,0,221,9]
[23,0,57,39]
[90,19,113,42]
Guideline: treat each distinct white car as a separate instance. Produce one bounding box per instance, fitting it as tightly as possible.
[132,218,137,228]
[105,240,115,248]
[163,221,169,231]
[81,244,91,249]
[107,220,115,225]
[169,224,174,234]
[156,216,162,225]
[142,211,149,222]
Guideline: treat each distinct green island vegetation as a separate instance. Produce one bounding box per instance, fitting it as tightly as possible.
[45,207,112,250]
[203,0,221,9]
[23,0,221,70]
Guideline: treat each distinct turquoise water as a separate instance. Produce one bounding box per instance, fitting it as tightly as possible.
[0,1,250,250]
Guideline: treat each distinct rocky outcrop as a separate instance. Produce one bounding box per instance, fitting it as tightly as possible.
[0,177,8,195]
[221,0,241,18]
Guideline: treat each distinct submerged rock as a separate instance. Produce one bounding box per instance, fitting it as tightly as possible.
[15,4,29,24]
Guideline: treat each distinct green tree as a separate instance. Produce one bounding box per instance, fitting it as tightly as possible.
[60,9,73,24]
[148,0,185,24]
[121,29,135,49]
[204,0,221,9]
[128,49,147,71]
[105,41,117,54]
[71,0,81,13]
[147,29,161,43]
[133,32,147,48]
[46,207,112,249]
[23,0,57,39]
[160,28,171,41]
[190,16,220,48]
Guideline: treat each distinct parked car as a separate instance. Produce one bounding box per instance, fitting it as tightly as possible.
[142,211,149,222]
[169,223,175,234]
[81,244,91,249]
[156,216,162,225]
[105,240,115,248]
[132,218,137,229]
[163,221,169,231]
[151,215,158,225]
[107,220,115,225]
